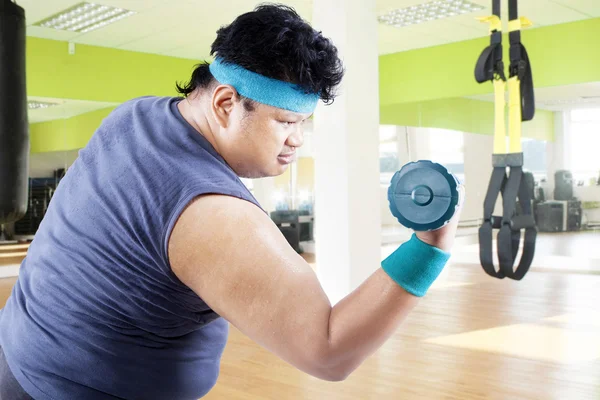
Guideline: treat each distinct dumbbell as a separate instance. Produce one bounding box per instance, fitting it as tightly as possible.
[388,160,461,231]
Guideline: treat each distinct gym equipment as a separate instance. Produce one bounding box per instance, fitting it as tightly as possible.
[535,200,582,233]
[535,201,567,232]
[476,0,537,280]
[13,177,59,239]
[271,210,302,253]
[0,0,29,225]
[554,170,574,201]
[566,200,582,231]
[388,160,460,232]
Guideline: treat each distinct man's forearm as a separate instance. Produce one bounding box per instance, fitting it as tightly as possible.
[324,268,420,379]
[320,235,450,379]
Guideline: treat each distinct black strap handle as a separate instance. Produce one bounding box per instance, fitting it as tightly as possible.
[479,164,537,280]
[474,0,505,84]
[508,0,535,121]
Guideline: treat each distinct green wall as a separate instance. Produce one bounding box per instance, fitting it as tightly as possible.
[379,17,600,106]
[27,37,196,103]
[381,98,555,141]
[31,96,554,154]
[30,107,115,153]
[30,16,600,152]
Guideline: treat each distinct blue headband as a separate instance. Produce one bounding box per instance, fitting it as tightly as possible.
[208,58,319,114]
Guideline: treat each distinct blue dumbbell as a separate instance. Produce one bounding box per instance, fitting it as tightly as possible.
[388,160,461,231]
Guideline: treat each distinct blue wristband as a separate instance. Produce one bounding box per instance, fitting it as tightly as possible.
[381,234,451,297]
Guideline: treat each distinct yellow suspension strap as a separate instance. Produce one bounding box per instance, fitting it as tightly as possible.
[475,0,537,280]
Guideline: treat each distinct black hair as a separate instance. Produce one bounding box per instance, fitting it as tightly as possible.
[176,3,344,107]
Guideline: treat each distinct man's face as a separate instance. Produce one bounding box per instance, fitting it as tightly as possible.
[219,101,312,179]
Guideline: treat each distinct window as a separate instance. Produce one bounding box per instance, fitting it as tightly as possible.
[380,125,400,185]
[380,141,400,185]
[570,108,600,185]
[428,128,465,183]
[521,138,547,181]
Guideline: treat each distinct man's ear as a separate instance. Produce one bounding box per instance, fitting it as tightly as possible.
[211,85,241,128]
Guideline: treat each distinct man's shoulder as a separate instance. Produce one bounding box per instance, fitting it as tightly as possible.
[116,95,175,112]
[102,96,179,128]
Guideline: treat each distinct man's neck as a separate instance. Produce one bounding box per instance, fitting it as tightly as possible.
[177,95,220,152]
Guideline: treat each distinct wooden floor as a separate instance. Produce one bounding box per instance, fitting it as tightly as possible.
[1,235,600,399]
[202,266,600,400]
[0,276,16,308]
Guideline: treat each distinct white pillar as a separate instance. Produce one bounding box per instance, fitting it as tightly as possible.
[546,111,570,198]
[463,133,495,221]
[311,0,381,304]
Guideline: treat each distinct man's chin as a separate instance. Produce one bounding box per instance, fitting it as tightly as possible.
[274,163,290,176]
[238,165,288,179]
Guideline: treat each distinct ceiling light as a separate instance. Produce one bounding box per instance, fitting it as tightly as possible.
[28,101,60,110]
[33,2,136,34]
[378,0,485,28]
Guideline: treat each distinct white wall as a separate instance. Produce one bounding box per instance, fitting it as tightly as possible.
[463,133,495,222]
[29,150,79,178]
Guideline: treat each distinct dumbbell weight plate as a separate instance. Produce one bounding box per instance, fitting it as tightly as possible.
[388,160,460,231]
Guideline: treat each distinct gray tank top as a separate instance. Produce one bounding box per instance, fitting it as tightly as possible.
[0,96,261,400]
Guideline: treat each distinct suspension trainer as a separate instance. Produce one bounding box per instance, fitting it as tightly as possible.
[475,0,537,280]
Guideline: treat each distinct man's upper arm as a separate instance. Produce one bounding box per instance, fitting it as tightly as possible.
[167,194,333,377]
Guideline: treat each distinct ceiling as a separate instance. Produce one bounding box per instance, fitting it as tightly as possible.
[468,82,600,111]
[16,0,600,58]
[17,1,600,122]
[27,97,118,123]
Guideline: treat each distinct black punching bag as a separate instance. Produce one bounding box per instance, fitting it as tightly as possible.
[0,0,29,225]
